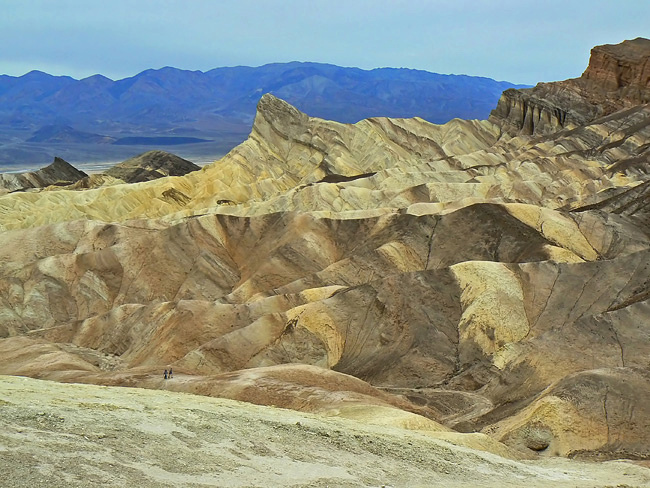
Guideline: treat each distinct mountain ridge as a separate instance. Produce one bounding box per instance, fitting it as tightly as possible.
[0,62,528,169]
[1,61,527,126]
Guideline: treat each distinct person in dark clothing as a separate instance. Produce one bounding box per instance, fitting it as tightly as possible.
[168,368,173,379]
[164,369,168,380]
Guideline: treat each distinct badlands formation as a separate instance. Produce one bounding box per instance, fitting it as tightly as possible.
[0,150,201,194]
[1,38,650,485]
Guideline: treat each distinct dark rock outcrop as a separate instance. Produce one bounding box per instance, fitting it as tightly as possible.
[0,156,87,192]
[105,150,200,183]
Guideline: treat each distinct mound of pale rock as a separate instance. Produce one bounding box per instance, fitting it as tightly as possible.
[487,368,650,459]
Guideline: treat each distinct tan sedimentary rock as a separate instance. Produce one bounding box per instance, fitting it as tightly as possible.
[582,37,650,98]
[487,368,650,459]
[1,88,647,230]
[0,39,649,463]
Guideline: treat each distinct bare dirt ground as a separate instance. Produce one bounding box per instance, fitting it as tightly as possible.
[1,375,649,488]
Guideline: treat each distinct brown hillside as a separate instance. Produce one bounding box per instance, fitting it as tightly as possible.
[1,39,649,471]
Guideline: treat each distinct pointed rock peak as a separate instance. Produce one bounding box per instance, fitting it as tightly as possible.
[38,157,87,180]
[252,94,311,139]
[47,157,85,175]
[52,156,71,166]
[257,93,307,120]
[81,73,114,83]
[21,70,52,79]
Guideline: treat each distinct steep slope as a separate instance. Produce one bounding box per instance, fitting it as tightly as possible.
[0,203,648,457]
[0,91,647,229]
[0,39,649,465]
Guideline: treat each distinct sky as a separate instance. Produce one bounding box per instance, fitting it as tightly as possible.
[0,0,648,85]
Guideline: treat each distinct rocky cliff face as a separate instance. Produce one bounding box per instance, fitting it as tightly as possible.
[487,85,595,136]
[582,37,650,97]
[490,37,650,136]
[0,40,649,464]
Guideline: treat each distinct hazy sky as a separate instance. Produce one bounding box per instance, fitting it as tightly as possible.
[1,0,648,85]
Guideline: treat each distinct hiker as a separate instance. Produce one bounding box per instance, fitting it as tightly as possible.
[168,368,173,379]
[164,369,168,380]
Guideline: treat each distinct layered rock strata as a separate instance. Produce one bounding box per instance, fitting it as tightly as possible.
[0,39,649,462]
[490,37,650,136]
[104,150,200,183]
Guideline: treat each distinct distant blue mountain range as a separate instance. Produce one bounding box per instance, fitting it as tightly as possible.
[0,62,529,168]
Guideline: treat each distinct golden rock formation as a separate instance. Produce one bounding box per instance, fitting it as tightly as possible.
[1,39,649,463]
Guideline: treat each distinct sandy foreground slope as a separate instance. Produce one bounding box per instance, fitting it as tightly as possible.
[1,375,649,488]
